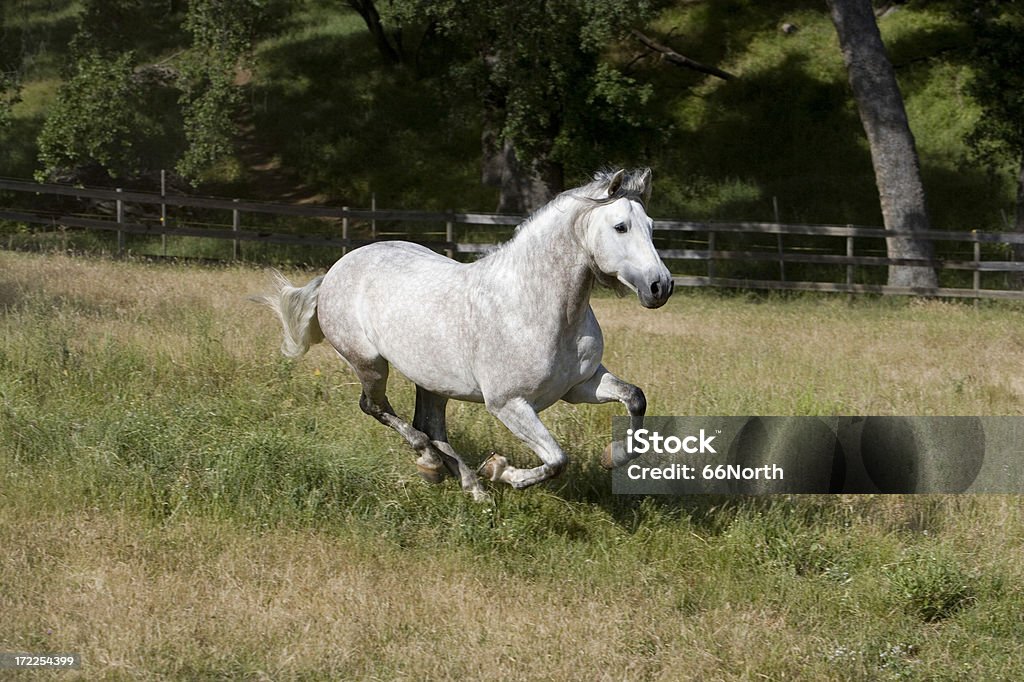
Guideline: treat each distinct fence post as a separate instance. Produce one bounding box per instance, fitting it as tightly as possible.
[371,192,376,240]
[116,188,124,257]
[777,234,786,282]
[707,230,716,280]
[846,233,854,288]
[232,199,240,261]
[973,232,981,299]
[342,207,349,256]
[446,213,454,259]
[773,197,785,282]
[160,169,167,256]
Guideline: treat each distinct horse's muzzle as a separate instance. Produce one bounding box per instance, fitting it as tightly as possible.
[639,274,674,308]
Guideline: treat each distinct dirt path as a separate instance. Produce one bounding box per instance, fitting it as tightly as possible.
[234,114,328,204]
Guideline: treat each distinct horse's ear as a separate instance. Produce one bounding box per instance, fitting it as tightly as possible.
[605,169,625,198]
[638,167,653,204]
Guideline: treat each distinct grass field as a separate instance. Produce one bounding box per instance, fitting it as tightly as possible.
[2,250,1024,680]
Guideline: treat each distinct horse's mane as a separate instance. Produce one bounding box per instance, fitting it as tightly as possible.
[494,168,650,295]
[571,167,650,206]
[513,167,650,236]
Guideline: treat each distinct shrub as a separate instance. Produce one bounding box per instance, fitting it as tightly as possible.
[886,547,976,622]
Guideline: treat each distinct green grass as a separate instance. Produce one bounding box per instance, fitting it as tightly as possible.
[2,251,1024,679]
[0,1,80,177]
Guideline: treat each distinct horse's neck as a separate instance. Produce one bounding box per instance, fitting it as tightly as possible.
[484,201,595,326]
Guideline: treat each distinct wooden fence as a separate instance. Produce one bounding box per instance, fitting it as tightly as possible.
[2,176,1023,300]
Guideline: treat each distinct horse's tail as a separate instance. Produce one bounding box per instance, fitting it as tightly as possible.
[254,270,325,359]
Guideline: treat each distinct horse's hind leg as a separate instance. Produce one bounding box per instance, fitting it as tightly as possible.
[350,356,487,500]
[410,386,450,484]
[414,386,488,501]
[350,357,445,480]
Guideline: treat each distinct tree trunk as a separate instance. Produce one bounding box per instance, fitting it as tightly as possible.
[481,140,561,214]
[827,0,938,289]
[480,97,561,214]
[1017,148,1024,235]
[346,0,401,65]
[1014,148,1024,288]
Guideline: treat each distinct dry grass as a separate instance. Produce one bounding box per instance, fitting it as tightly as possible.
[6,498,1020,681]
[3,251,1023,418]
[3,251,1024,680]
[3,497,1023,680]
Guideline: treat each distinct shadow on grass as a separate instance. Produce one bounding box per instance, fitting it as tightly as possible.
[437,428,818,538]
[651,33,1006,232]
[555,454,817,535]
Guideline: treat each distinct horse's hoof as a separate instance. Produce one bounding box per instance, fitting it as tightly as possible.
[416,465,446,484]
[601,441,626,470]
[416,462,448,485]
[477,452,508,482]
[469,487,492,504]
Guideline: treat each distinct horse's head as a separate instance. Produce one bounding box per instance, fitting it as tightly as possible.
[577,168,673,309]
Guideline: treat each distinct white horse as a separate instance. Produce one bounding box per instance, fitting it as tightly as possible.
[258,168,672,500]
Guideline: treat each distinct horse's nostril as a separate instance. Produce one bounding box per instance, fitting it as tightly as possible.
[650,281,660,297]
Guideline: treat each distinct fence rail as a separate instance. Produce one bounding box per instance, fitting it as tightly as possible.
[2,176,1022,300]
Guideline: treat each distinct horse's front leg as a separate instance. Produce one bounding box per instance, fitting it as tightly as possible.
[561,365,646,469]
[478,397,568,489]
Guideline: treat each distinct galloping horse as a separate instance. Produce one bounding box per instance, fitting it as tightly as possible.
[258,168,673,500]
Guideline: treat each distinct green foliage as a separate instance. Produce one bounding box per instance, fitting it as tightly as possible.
[0,72,18,131]
[36,51,145,180]
[3,1,1020,230]
[177,64,245,182]
[31,0,271,183]
[70,0,182,57]
[378,0,663,174]
[886,547,977,622]
[959,0,1024,164]
[177,0,267,182]
[0,5,22,130]
[32,0,189,182]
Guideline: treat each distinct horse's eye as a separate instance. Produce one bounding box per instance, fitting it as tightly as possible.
[613,222,628,234]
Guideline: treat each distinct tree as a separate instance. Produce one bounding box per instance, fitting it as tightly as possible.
[827,0,938,289]
[346,0,403,65]
[0,5,22,130]
[177,0,266,182]
[35,0,267,184]
[368,0,661,213]
[36,51,150,181]
[959,1,1024,273]
[35,1,185,183]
